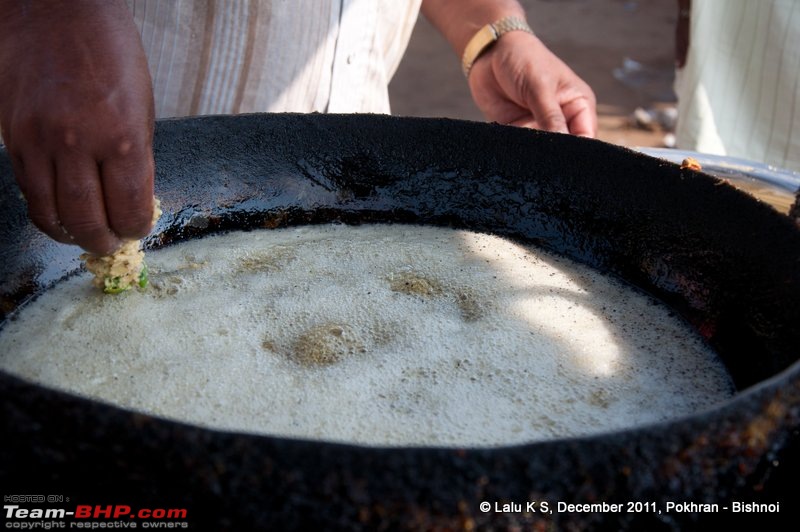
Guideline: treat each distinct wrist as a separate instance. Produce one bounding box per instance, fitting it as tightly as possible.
[422,0,527,58]
[461,16,534,77]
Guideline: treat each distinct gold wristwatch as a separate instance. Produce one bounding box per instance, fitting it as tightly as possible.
[461,16,535,78]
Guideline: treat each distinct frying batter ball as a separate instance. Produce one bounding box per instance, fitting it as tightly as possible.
[80,198,162,293]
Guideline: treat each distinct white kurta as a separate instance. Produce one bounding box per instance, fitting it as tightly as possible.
[675,0,800,171]
[126,0,422,118]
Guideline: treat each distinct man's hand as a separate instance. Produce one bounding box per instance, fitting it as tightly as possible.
[467,31,596,136]
[421,0,597,137]
[0,0,156,255]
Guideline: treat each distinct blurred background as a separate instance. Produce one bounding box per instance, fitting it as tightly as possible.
[390,0,677,149]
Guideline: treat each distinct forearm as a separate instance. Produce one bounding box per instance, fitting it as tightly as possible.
[0,0,137,82]
[421,0,527,58]
[0,0,130,31]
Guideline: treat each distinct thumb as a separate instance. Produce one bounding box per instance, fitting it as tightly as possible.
[525,89,569,133]
[519,76,569,134]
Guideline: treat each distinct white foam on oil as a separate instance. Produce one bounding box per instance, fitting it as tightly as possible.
[0,225,734,447]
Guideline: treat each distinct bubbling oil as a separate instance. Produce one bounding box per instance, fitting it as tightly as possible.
[0,225,735,447]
